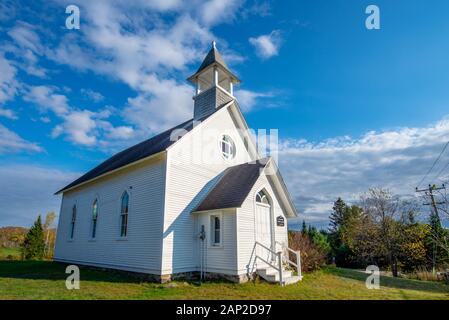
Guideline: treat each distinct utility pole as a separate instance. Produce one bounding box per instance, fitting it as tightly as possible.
[415,184,446,274]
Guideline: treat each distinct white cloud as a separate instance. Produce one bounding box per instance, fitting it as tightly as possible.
[0,164,79,227]
[81,88,105,103]
[235,89,274,112]
[0,53,18,104]
[0,124,43,154]
[199,0,243,26]
[46,1,247,135]
[40,116,51,123]
[279,116,449,227]
[24,85,70,116]
[52,110,97,146]
[249,30,282,59]
[6,21,47,77]
[0,108,17,120]
[25,85,134,147]
[105,125,135,140]
[124,76,192,133]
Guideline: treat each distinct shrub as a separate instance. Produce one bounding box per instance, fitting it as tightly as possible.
[288,231,326,272]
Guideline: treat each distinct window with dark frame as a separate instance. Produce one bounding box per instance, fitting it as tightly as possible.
[220,135,235,159]
[91,199,98,238]
[70,205,76,239]
[211,215,221,246]
[120,191,129,237]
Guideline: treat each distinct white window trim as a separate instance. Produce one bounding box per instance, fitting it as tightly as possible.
[90,196,99,240]
[218,134,236,161]
[117,188,131,240]
[209,212,223,248]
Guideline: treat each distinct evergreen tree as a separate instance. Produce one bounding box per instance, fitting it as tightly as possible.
[329,198,347,233]
[301,220,307,235]
[21,215,45,260]
[427,211,449,270]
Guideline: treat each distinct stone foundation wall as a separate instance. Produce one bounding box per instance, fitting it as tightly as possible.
[56,261,253,283]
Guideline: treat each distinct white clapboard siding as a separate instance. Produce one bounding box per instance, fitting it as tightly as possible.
[162,107,255,275]
[236,173,288,274]
[195,210,237,274]
[54,155,166,274]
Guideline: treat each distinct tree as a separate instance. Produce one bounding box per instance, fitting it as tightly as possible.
[329,198,364,268]
[21,215,45,260]
[329,198,347,233]
[400,223,430,272]
[301,220,307,235]
[43,212,56,257]
[426,211,449,271]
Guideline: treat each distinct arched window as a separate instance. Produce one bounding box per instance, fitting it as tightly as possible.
[220,135,235,159]
[70,205,76,239]
[91,199,98,238]
[120,191,129,237]
[256,189,270,205]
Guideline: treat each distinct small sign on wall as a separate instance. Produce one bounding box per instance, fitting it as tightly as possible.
[276,216,285,227]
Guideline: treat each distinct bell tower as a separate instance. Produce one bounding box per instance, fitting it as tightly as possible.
[188,41,241,120]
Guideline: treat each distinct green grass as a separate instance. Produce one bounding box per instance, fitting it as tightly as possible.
[0,247,21,260]
[0,261,448,300]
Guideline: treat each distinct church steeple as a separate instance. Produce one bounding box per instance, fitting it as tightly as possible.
[188,42,240,120]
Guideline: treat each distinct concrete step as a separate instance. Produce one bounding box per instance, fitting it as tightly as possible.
[257,268,294,282]
[283,275,302,285]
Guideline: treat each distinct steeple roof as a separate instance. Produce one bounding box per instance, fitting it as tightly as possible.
[188,41,240,83]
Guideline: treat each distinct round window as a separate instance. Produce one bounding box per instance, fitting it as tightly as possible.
[220,135,236,160]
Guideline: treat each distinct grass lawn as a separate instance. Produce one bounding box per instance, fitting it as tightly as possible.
[0,260,448,300]
[0,247,21,260]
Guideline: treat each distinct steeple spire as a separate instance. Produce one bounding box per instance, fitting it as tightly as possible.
[187,42,240,120]
[187,41,240,85]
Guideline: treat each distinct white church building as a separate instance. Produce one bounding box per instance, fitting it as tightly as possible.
[54,43,301,285]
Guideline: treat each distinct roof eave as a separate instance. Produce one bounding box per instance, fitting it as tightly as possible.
[265,158,299,218]
[55,151,167,195]
[187,62,241,84]
[192,207,238,214]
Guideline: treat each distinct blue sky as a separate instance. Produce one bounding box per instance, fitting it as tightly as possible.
[1,0,449,228]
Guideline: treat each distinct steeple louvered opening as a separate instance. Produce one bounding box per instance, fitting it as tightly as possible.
[188,41,240,120]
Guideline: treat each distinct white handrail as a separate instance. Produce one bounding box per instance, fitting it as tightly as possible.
[276,241,302,279]
[247,241,284,286]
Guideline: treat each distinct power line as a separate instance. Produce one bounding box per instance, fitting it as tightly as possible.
[415,184,447,275]
[434,158,449,181]
[417,141,449,188]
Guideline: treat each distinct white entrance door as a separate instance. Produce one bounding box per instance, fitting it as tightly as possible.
[255,203,273,263]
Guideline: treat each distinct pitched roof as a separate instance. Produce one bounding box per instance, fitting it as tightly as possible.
[56,118,197,194]
[188,43,240,83]
[194,160,268,212]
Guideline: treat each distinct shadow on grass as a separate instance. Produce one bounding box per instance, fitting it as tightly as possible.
[0,260,151,284]
[326,267,449,295]
[0,260,234,287]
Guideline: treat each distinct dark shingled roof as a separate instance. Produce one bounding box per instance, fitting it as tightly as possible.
[188,44,240,83]
[195,160,268,212]
[56,118,197,194]
[196,46,230,74]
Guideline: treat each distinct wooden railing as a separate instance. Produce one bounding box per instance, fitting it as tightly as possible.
[247,241,284,286]
[276,241,302,280]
